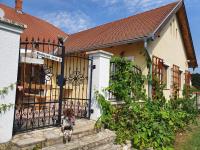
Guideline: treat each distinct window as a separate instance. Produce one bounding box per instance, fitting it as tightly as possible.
[125,56,134,61]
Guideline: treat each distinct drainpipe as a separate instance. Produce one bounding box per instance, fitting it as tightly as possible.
[144,38,152,99]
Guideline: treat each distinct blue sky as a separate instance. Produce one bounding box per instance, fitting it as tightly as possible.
[1,0,200,72]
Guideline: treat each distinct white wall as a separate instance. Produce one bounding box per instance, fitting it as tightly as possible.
[0,21,24,143]
[87,50,113,120]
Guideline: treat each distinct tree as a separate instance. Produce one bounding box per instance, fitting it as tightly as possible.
[191,73,200,89]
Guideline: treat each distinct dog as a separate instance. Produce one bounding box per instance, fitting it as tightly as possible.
[61,108,75,143]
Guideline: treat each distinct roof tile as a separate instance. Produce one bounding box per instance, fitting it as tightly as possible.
[0,3,68,42]
[64,2,178,52]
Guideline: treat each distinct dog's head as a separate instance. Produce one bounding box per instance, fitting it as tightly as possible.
[63,108,74,118]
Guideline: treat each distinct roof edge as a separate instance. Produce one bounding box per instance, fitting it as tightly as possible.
[152,0,182,38]
[66,36,148,53]
[181,1,198,68]
[151,0,198,68]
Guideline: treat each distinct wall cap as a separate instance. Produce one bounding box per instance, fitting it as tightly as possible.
[86,50,113,59]
[0,17,27,29]
[0,17,26,34]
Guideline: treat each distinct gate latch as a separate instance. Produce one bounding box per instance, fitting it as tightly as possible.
[56,75,66,86]
[92,65,96,69]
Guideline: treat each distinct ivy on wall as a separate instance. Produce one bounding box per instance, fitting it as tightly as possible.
[0,84,15,114]
[96,57,198,150]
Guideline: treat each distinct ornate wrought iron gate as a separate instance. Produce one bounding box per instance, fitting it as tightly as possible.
[62,54,93,119]
[13,38,93,134]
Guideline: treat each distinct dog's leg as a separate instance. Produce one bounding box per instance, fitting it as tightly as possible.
[68,130,73,142]
[63,130,68,144]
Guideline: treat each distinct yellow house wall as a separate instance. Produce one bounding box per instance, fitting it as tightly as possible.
[62,56,90,101]
[102,42,149,94]
[44,59,60,102]
[148,14,189,99]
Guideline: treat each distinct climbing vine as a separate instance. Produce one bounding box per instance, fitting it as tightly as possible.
[108,57,147,103]
[96,57,198,150]
[0,84,15,114]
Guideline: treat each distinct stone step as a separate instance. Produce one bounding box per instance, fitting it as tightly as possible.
[92,140,132,150]
[42,129,116,150]
[11,119,96,150]
[91,143,122,150]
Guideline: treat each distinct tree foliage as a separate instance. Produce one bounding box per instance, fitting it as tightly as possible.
[191,73,200,89]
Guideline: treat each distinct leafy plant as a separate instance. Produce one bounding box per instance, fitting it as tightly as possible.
[95,57,198,150]
[108,57,147,103]
[32,144,42,150]
[0,103,14,114]
[0,84,15,114]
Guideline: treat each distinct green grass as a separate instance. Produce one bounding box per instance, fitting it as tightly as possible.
[175,117,200,150]
[180,129,200,150]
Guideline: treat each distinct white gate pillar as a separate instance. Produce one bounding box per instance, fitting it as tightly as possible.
[87,50,113,121]
[0,18,25,143]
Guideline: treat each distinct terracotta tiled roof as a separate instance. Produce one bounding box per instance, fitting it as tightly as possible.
[65,2,178,52]
[0,3,68,42]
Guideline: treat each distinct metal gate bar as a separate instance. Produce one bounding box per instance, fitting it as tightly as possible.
[13,38,64,133]
[62,53,93,119]
[13,38,93,134]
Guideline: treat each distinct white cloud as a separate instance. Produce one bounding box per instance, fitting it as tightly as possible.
[40,0,180,34]
[41,10,95,34]
[123,0,175,14]
[91,0,118,6]
[104,0,118,5]
[91,0,176,14]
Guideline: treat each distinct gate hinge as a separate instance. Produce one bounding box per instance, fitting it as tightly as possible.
[92,65,96,69]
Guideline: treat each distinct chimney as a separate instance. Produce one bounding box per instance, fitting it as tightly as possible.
[15,0,23,13]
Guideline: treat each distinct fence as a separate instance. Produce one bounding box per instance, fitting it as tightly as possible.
[195,92,200,110]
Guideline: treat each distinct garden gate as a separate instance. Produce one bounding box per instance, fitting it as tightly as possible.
[13,38,93,134]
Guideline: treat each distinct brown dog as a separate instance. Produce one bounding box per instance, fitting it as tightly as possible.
[61,108,75,143]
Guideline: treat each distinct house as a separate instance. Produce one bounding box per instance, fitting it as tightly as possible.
[64,0,198,99]
[0,0,198,144]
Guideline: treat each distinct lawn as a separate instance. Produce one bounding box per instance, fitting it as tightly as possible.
[175,116,200,150]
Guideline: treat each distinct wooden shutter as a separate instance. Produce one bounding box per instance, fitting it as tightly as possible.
[185,71,191,96]
[152,56,164,98]
[172,65,180,98]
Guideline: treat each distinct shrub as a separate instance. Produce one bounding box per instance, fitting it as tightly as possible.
[95,57,198,149]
